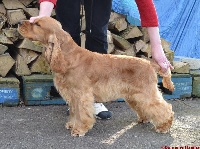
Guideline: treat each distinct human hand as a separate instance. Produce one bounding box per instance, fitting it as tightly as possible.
[29,16,45,23]
[29,1,54,23]
[151,46,174,73]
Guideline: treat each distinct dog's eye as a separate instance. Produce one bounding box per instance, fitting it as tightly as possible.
[35,23,41,27]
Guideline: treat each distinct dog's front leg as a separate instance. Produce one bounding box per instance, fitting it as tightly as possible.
[65,100,76,130]
[69,92,96,137]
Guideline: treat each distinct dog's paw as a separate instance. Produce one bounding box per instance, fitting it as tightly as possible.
[71,128,86,137]
[155,124,171,133]
[155,128,169,133]
[65,122,73,130]
[137,117,149,123]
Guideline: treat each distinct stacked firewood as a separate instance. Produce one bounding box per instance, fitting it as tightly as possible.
[0,0,175,78]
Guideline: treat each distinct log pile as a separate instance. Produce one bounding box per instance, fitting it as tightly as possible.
[0,0,177,78]
[0,0,52,77]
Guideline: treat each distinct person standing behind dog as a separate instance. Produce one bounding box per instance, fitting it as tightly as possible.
[30,0,173,119]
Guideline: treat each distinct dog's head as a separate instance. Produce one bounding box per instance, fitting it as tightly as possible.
[18,17,64,66]
[18,16,62,44]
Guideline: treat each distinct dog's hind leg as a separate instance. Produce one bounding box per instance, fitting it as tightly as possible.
[125,89,174,133]
[69,91,96,137]
[126,96,149,123]
[146,92,174,133]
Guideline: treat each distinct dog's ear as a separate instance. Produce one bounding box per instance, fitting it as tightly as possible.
[44,34,58,63]
[47,34,60,51]
[46,34,65,73]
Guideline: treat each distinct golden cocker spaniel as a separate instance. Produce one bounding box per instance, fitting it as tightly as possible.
[18,17,174,137]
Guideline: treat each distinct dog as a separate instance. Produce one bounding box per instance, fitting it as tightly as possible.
[18,16,174,137]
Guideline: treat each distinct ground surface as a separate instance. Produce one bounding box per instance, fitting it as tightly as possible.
[0,99,199,149]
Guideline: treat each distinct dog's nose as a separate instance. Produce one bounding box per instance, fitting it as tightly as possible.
[18,20,23,25]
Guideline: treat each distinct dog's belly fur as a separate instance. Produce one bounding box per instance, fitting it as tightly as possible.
[93,79,127,102]
[92,78,140,102]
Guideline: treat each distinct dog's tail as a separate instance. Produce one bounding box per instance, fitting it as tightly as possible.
[150,60,174,92]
